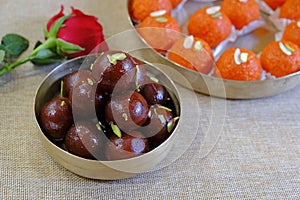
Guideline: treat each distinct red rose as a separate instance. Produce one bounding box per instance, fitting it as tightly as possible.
[0,5,109,77]
[46,6,108,58]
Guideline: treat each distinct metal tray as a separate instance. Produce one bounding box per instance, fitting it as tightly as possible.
[125,0,300,99]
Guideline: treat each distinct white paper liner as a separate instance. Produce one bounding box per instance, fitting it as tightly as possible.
[172,0,189,11]
[235,18,266,36]
[212,26,236,59]
[260,70,277,80]
[268,8,293,31]
[274,31,283,41]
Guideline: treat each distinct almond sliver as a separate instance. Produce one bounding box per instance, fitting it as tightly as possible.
[183,35,194,49]
[279,42,292,56]
[206,6,221,15]
[234,48,242,65]
[150,10,167,17]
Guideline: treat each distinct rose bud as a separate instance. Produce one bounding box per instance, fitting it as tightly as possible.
[46,6,108,58]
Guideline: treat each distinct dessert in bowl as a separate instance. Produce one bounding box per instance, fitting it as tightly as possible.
[34,52,182,180]
[127,0,300,99]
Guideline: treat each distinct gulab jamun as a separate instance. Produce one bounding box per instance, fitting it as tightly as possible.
[39,97,73,140]
[142,104,176,148]
[105,131,149,160]
[140,82,168,105]
[92,51,147,94]
[62,70,92,98]
[64,121,104,159]
[69,76,97,119]
[105,91,149,132]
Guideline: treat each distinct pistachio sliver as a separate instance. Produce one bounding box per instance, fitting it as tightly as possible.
[158,105,172,112]
[211,12,221,19]
[87,78,94,86]
[60,80,64,97]
[107,53,127,65]
[61,100,66,107]
[96,123,102,131]
[156,16,168,23]
[285,43,294,53]
[135,65,141,92]
[194,41,203,51]
[167,117,180,133]
[279,42,293,56]
[110,123,122,138]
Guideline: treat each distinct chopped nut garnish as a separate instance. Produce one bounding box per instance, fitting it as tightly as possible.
[279,42,294,56]
[183,35,194,49]
[194,41,203,51]
[156,17,168,23]
[150,10,167,17]
[206,6,221,15]
[234,48,248,65]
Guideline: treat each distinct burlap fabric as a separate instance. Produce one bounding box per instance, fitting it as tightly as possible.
[1,0,300,199]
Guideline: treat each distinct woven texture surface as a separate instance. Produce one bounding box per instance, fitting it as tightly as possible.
[1,0,300,199]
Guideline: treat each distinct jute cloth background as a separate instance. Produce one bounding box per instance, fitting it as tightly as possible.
[1,0,300,199]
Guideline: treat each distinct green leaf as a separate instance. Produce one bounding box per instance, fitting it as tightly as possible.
[30,40,62,65]
[0,50,5,63]
[31,57,62,65]
[33,48,57,60]
[1,33,29,57]
[31,49,61,65]
[56,38,84,54]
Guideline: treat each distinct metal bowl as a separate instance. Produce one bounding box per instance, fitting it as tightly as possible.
[34,54,185,180]
[126,0,300,99]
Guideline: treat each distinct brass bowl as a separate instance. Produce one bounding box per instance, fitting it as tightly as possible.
[34,54,184,180]
[125,0,300,99]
